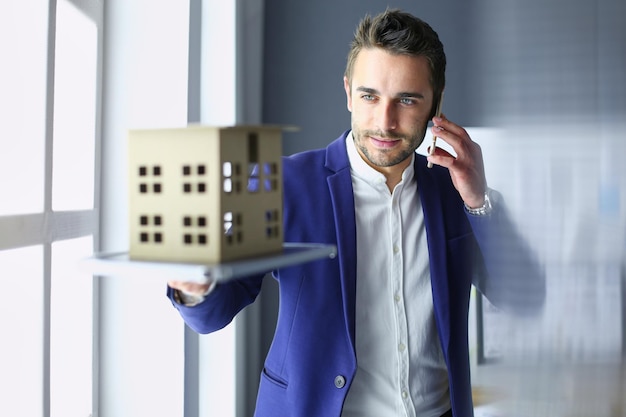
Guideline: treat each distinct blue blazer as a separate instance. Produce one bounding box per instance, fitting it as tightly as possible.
[169,131,545,417]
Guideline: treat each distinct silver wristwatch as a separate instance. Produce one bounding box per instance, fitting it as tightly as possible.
[464,188,493,216]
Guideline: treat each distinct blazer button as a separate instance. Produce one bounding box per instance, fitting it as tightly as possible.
[334,375,346,389]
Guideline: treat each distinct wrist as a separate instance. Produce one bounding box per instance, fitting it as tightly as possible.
[464,188,493,216]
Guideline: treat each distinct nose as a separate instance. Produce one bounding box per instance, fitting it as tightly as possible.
[376,100,397,131]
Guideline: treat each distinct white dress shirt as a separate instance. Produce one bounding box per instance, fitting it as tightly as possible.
[341,132,451,417]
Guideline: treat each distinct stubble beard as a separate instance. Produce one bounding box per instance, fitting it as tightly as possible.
[352,126,426,168]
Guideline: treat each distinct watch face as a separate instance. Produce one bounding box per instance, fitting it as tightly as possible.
[484,190,492,208]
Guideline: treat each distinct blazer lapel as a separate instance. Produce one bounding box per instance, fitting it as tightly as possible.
[325,134,358,354]
[414,158,452,350]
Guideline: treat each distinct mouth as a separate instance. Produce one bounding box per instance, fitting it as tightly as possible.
[369,136,402,149]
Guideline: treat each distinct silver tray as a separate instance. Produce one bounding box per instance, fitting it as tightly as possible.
[82,242,337,283]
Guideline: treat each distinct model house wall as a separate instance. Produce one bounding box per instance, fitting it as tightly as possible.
[128,125,284,263]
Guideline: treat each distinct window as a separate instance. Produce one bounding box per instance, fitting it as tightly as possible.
[223,161,242,193]
[0,246,44,417]
[52,0,98,211]
[0,2,47,215]
[0,1,102,416]
[50,237,94,417]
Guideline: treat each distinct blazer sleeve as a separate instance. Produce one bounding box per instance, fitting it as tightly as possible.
[166,273,265,334]
[468,189,546,316]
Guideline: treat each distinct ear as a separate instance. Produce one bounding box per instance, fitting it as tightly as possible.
[343,76,353,112]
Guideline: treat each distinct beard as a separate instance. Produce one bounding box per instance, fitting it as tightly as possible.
[352,124,427,168]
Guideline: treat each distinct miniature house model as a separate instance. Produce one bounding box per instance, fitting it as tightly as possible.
[128,125,284,264]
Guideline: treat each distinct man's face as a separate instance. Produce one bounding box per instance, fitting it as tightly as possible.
[344,48,434,173]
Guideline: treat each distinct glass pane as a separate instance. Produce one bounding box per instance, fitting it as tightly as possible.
[52,0,97,211]
[199,325,237,417]
[0,246,44,417]
[0,1,47,215]
[51,236,93,417]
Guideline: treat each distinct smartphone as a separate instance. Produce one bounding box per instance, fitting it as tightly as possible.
[427,92,444,168]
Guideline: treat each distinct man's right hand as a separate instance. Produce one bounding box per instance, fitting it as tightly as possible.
[168,280,213,297]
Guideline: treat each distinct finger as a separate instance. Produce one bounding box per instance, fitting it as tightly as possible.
[431,125,463,150]
[431,125,471,148]
[431,126,478,163]
[428,145,455,159]
[427,147,456,168]
[432,118,473,151]
[168,280,212,295]
[185,283,212,296]
[433,114,468,138]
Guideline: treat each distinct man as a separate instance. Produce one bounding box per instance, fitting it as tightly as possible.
[168,9,545,417]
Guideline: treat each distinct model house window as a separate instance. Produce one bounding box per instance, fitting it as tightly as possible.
[182,164,207,194]
[223,211,243,244]
[263,162,279,192]
[247,132,260,193]
[183,215,209,246]
[223,161,243,193]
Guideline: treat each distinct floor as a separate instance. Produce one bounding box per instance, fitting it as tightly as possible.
[471,361,625,417]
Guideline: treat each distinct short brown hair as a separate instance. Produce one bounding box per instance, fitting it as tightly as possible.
[345,9,446,117]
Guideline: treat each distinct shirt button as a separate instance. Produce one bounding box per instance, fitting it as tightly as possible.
[393,245,399,253]
[402,390,409,399]
[398,343,406,352]
[394,294,401,302]
[334,375,346,389]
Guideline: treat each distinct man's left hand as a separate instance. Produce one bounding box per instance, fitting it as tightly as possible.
[426,115,487,208]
